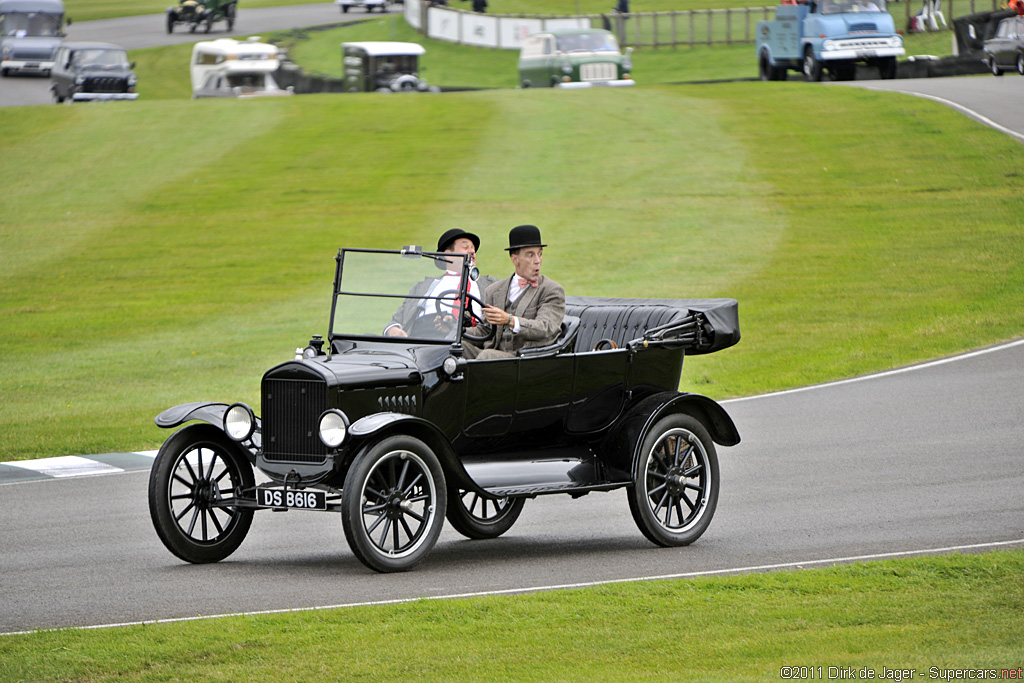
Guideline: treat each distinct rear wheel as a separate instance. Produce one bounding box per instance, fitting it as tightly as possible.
[446,489,525,539]
[148,424,255,563]
[990,58,1003,76]
[342,435,446,572]
[627,414,719,547]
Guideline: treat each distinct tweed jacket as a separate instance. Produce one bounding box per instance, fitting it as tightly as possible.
[479,273,566,355]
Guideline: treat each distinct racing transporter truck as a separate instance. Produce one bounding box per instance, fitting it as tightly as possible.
[757,0,905,81]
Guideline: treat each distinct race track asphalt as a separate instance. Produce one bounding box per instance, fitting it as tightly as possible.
[2,341,1022,634]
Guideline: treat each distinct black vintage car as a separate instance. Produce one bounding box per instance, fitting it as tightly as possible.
[166,0,236,33]
[148,247,741,573]
[50,41,138,102]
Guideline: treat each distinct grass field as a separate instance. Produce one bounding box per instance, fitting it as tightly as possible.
[2,549,1022,680]
[2,79,1023,462]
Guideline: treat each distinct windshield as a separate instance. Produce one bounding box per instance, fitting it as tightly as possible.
[71,49,130,69]
[1,11,62,36]
[332,249,479,344]
[555,32,620,53]
[820,0,886,14]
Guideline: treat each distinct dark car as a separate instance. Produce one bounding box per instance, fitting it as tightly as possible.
[148,247,741,573]
[50,41,138,102]
[166,0,236,34]
[984,15,1024,75]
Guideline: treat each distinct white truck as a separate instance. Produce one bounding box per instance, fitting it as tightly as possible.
[0,0,65,76]
[190,37,292,98]
[756,0,905,81]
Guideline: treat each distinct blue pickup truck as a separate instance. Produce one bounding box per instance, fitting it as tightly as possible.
[756,0,905,81]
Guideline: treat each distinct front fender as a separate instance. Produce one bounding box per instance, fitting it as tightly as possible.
[348,413,485,495]
[154,401,230,429]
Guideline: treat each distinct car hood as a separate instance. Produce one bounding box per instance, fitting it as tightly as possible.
[265,345,449,389]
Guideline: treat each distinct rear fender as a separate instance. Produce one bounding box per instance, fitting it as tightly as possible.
[348,413,485,495]
[601,391,740,473]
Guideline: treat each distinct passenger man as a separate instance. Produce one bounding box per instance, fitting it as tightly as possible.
[385,228,490,338]
[464,224,565,359]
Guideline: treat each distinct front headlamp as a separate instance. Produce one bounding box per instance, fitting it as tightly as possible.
[224,403,255,442]
[318,409,349,448]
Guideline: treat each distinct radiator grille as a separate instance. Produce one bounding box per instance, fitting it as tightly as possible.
[84,76,129,93]
[262,377,329,463]
[11,48,54,61]
[580,62,617,82]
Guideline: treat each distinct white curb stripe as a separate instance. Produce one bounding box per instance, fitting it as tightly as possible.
[4,537,1021,636]
[723,338,1024,404]
[4,456,123,478]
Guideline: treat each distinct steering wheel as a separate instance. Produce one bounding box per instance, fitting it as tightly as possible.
[434,289,495,344]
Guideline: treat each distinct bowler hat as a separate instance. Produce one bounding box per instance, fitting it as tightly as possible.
[505,224,546,252]
[437,228,480,253]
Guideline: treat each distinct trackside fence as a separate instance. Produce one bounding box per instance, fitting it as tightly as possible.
[404,0,1002,49]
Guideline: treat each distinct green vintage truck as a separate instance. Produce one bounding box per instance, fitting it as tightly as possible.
[517,28,634,89]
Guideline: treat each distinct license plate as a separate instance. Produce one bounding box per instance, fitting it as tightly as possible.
[256,487,327,510]
[856,51,876,58]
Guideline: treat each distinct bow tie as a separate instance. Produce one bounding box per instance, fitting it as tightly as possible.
[517,277,538,289]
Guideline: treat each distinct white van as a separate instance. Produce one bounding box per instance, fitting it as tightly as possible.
[190,36,292,98]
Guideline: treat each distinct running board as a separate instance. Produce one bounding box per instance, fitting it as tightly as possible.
[462,456,630,499]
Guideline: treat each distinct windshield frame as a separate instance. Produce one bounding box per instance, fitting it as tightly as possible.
[329,247,475,347]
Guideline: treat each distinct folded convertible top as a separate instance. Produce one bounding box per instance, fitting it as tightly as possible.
[564,296,740,355]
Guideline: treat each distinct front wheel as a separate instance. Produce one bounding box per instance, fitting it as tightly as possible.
[877,57,896,80]
[148,424,255,563]
[166,13,175,33]
[627,414,719,547]
[1016,52,1023,76]
[990,58,1003,77]
[446,489,525,539]
[341,435,446,572]
[803,49,823,82]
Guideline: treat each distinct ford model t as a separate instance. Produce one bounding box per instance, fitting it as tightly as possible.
[148,247,741,573]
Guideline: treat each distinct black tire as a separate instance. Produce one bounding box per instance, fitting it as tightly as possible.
[342,4,349,11]
[759,53,770,81]
[204,15,213,32]
[446,489,525,539]
[52,88,64,103]
[166,13,175,33]
[803,48,822,82]
[877,57,896,80]
[1016,52,1023,76]
[341,435,446,572]
[627,413,719,547]
[990,58,1003,77]
[148,424,255,563]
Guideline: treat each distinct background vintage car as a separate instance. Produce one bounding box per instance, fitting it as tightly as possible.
[49,41,138,101]
[148,248,741,574]
[165,0,236,33]
[342,40,437,92]
[335,0,390,13]
[517,28,634,89]
[983,14,1024,75]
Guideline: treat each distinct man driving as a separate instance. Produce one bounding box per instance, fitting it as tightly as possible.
[384,228,487,338]
[464,224,565,359]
